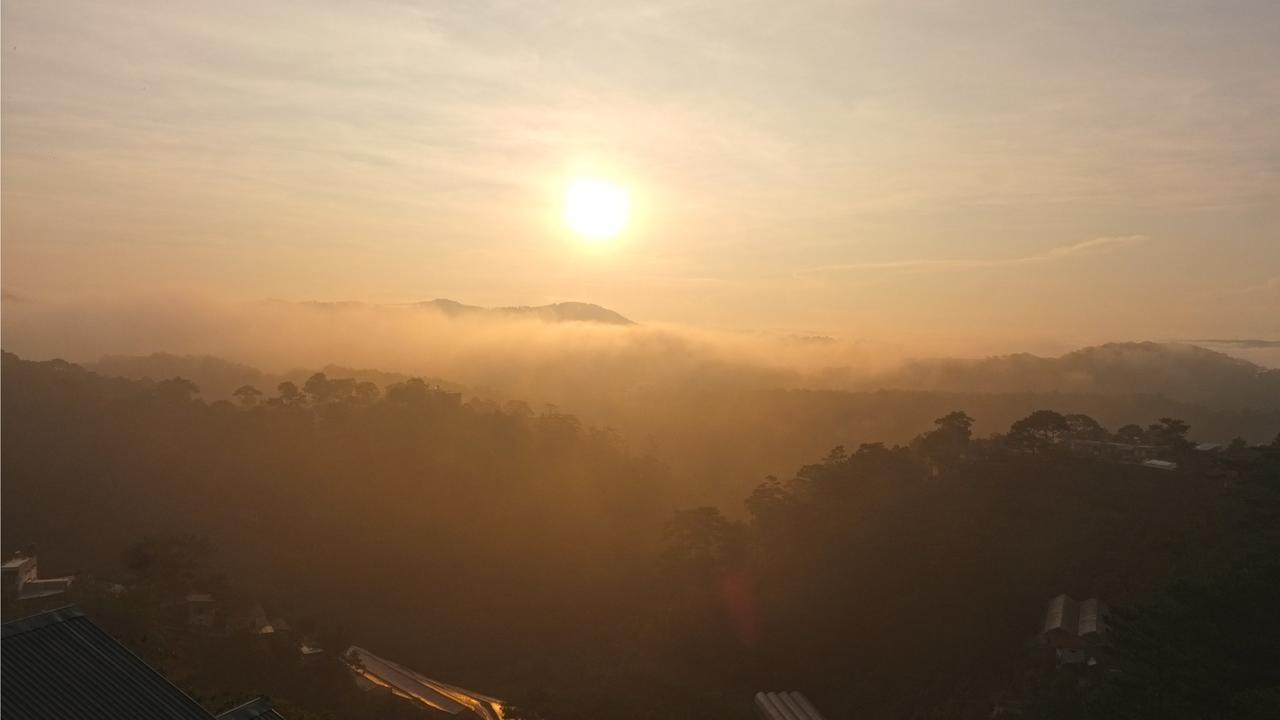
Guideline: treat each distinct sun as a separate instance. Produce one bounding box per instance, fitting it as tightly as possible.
[563,177,630,242]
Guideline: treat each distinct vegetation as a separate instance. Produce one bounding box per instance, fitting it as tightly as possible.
[76,347,1280,509]
[4,351,1278,719]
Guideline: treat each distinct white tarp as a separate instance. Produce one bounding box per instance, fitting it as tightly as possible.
[345,645,505,720]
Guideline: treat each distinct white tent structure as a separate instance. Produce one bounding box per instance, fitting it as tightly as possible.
[344,645,507,720]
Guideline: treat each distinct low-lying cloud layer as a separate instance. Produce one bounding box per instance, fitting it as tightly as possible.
[0,293,901,408]
[7,293,1280,507]
[6,292,1279,413]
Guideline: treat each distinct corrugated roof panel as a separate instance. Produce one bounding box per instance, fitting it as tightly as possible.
[789,692,828,720]
[754,692,785,720]
[1043,594,1080,634]
[755,691,826,720]
[779,692,812,720]
[2,606,217,720]
[1078,598,1106,635]
[217,696,286,720]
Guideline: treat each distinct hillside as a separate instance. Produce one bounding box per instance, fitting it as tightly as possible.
[418,299,635,325]
[78,347,1280,508]
[4,350,1279,718]
[86,354,454,404]
[865,342,1280,411]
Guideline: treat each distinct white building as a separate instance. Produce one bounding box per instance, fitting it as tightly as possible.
[1,555,74,602]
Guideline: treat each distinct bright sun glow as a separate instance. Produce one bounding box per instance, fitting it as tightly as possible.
[563,178,630,241]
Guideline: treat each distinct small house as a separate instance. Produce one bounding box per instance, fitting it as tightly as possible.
[186,593,217,628]
[299,641,325,666]
[1041,594,1108,666]
[2,555,74,602]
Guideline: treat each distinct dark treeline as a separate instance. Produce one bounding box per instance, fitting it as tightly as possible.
[3,351,1279,719]
[621,385,1280,505]
[76,350,1280,510]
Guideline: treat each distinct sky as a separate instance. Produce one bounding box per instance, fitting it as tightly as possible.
[3,0,1278,353]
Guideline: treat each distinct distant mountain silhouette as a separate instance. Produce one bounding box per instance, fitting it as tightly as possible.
[416,298,634,325]
[278,298,634,324]
[867,341,1280,411]
[84,340,1278,413]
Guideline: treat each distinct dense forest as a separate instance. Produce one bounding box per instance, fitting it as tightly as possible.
[78,344,1280,507]
[3,351,1279,719]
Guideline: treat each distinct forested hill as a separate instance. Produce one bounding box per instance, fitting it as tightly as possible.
[3,351,1279,719]
[87,352,441,403]
[74,349,1280,509]
[862,342,1280,411]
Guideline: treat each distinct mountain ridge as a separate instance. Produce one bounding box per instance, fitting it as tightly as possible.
[79,340,1280,412]
[863,341,1280,411]
[415,298,634,325]
[285,298,635,325]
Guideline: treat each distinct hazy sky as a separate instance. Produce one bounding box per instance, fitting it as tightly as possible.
[3,0,1278,351]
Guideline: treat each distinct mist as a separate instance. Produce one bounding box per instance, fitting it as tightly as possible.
[6,292,1279,509]
[5,1,1280,717]
[0,292,902,402]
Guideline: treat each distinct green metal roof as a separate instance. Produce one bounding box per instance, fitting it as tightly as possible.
[2,606,217,720]
[216,696,287,720]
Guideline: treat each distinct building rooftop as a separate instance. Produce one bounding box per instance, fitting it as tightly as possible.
[1043,594,1108,643]
[1043,594,1080,635]
[3,606,286,720]
[2,606,218,719]
[216,697,286,720]
[17,577,75,600]
[754,691,827,720]
[1078,598,1107,636]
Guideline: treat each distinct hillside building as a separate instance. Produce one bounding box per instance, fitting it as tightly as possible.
[1067,439,1164,463]
[186,592,218,627]
[1042,594,1108,665]
[1,555,74,602]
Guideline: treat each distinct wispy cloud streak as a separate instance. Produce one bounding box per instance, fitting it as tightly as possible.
[797,235,1150,276]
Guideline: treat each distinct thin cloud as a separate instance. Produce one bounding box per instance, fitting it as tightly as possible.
[1237,275,1280,297]
[1192,339,1280,349]
[797,235,1150,276]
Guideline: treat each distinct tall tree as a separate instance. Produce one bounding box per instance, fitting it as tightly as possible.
[156,377,200,403]
[917,410,975,464]
[1008,410,1070,453]
[1064,413,1109,441]
[1146,417,1193,450]
[272,381,304,408]
[1116,424,1146,444]
[232,385,263,408]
